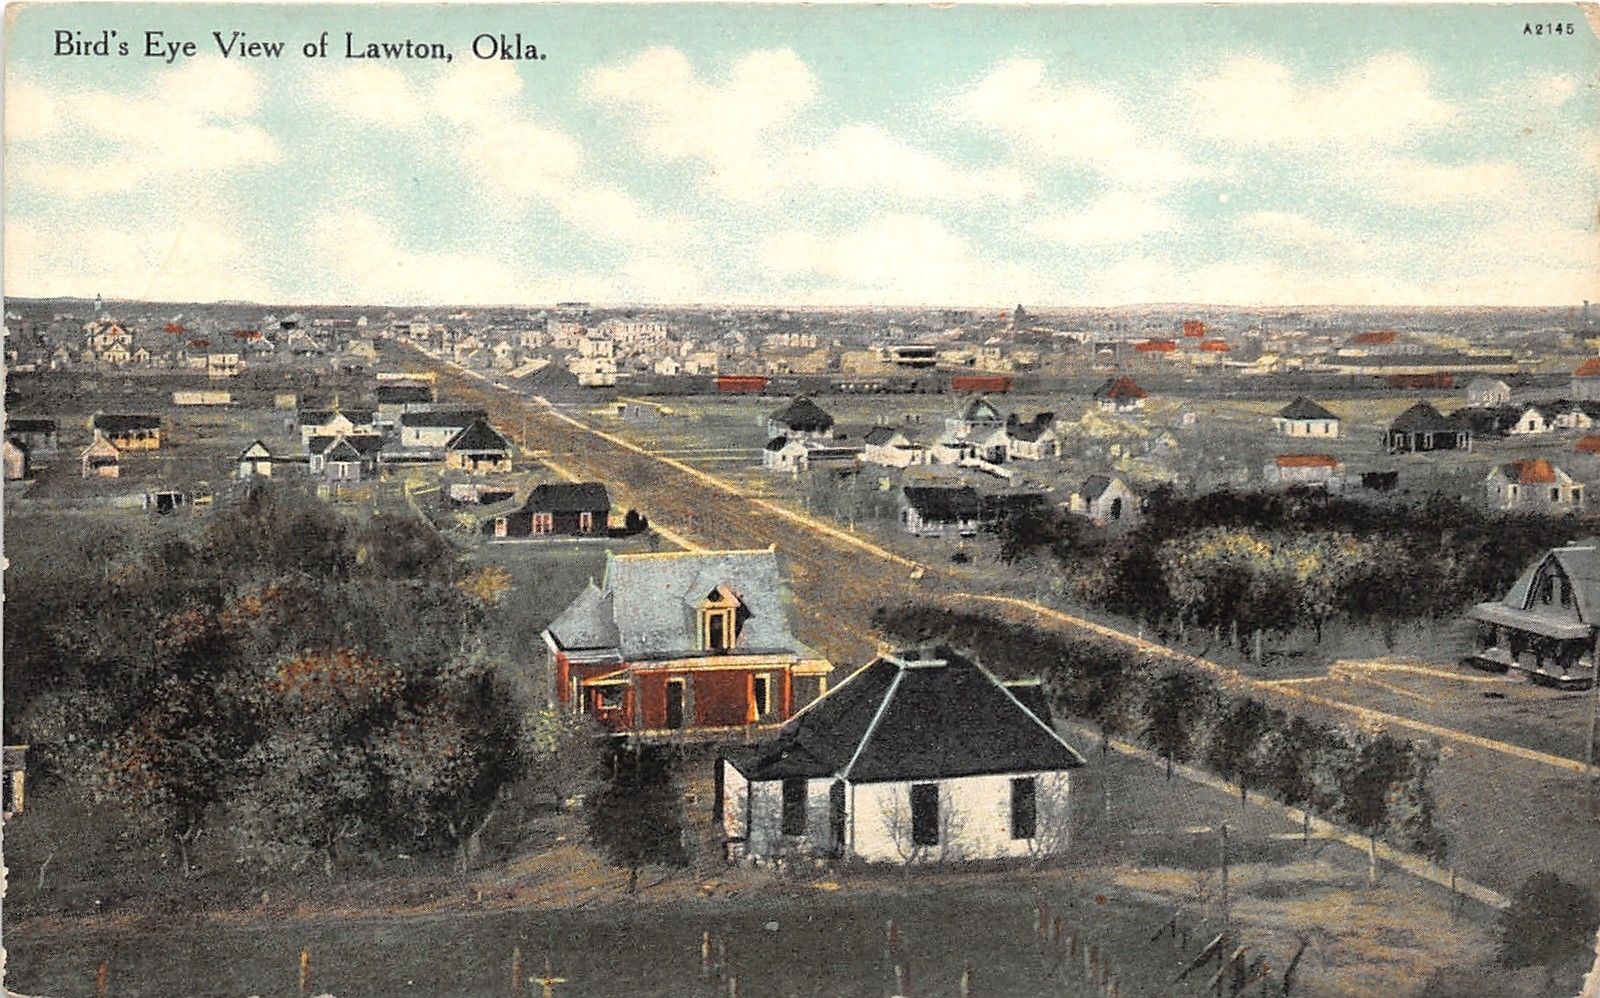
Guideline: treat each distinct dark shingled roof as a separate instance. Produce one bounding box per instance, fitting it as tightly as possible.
[765,435,791,452]
[902,485,982,522]
[1277,397,1338,421]
[1079,474,1114,502]
[93,413,160,432]
[524,482,610,513]
[769,396,834,432]
[6,417,56,433]
[727,648,1085,783]
[446,418,512,452]
[400,408,488,428]
[863,426,900,446]
[307,434,383,456]
[375,384,434,404]
[1389,400,1459,433]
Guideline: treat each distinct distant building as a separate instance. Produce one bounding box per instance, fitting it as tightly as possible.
[1266,454,1343,490]
[1005,414,1059,461]
[444,419,514,475]
[1466,377,1512,407]
[298,407,377,445]
[5,418,58,460]
[1507,405,1553,435]
[4,438,28,481]
[308,434,382,481]
[1467,541,1600,686]
[237,440,273,479]
[80,436,120,478]
[946,396,1006,439]
[541,548,831,737]
[1573,358,1600,401]
[767,397,835,441]
[1384,402,1470,453]
[486,482,610,539]
[399,409,487,449]
[899,485,982,538]
[92,413,161,450]
[1273,398,1340,438]
[1068,475,1138,525]
[718,647,1085,864]
[1093,376,1147,414]
[862,427,926,468]
[1484,459,1583,515]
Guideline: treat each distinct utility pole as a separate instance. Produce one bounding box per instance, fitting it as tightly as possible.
[1220,822,1230,928]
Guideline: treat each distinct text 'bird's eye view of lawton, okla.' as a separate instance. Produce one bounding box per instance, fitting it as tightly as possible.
[2,3,1600,996]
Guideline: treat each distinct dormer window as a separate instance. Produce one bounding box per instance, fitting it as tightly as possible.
[699,584,744,652]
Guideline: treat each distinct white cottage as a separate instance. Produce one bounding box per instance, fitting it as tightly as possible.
[718,648,1085,864]
[1508,405,1552,436]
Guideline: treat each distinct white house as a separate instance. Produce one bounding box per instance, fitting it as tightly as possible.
[1551,402,1598,432]
[1508,405,1552,435]
[900,485,983,537]
[718,647,1085,864]
[1272,397,1340,438]
[862,427,927,468]
[1466,377,1512,407]
[1485,459,1584,515]
[237,440,273,479]
[1067,475,1138,526]
[299,407,376,445]
[762,436,810,473]
[399,409,488,449]
[1006,414,1059,461]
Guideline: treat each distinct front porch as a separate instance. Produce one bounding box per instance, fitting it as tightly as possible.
[1462,609,1597,689]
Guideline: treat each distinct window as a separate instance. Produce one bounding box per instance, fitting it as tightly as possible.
[1011,778,1038,840]
[1543,575,1556,604]
[753,674,772,717]
[910,783,940,847]
[533,512,553,535]
[596,686,625,710]
[782,778,808,837]
[579,511,594,533]
[1553,488,1562,502]
[699,589,740,652]
[493,517,508,538]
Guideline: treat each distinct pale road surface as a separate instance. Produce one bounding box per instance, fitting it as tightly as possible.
[412,345,1575,905]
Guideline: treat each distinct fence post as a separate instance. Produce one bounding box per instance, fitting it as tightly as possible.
[886,918,899,961]
[298,949,311,998]
[702,931,714,978]
[895,960,911,997]
[512,946,524,998]
[960,961,973,998]
[95,960,109,998]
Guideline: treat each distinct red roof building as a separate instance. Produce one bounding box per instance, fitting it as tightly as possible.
[1577,436,1600,455]
[1135,339,1177,353]
[1181,320,1205,338]
[1575,358,1600,378]
[1505,458,1557,484]
[1275,454,1340,469]
[1199,339,1230,353]
[1354,330,1399,346]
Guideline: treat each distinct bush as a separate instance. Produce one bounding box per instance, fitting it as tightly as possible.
[1498,872,1600,971]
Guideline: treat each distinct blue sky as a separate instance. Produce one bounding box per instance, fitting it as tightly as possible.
[6,3,1597,306]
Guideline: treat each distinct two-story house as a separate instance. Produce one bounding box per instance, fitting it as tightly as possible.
[542,547,832,737]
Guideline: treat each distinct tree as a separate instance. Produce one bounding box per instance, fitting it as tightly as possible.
[1139,669,1220,781]
[1497,872,1600,971]
[584,746,689,892]
[1338,732,1411,882]
[1204,697,1275,804]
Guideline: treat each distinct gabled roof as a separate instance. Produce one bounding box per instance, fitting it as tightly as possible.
[239,440,271,459]
[552,548,802,660]
[6,417,56,433]
[902,485,982,522]
[524,482,610,513]
[1389,400,1457,433]
[764,435,791,452]
[307,434,383,457]
[82,436,120,459]
[1576,358,1600,378]
[1094,376,1146,400]
[1497,458,1559,484]
[375,384,434,404]
[769,396,834,432]
[322,439,365,463]
[726,648,1085,783]
[1079,474,1115,501]
[446,418,513,453]
[400,408,488,428]
[1477,541,1600,633]
[959,396,1004,423]
[1277,397,1338,421]
[299,407,374,427]
[864,426,901,446]
[545,581,620,652]
[1008,414,1056,443]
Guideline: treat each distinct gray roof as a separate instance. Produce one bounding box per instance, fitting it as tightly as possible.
[548,548,804,661]
[1277,397,1338,421]
[959,397,1004,423]
[769,396,834,432]
[1080,474,1114,501]
[1390,401,1458,433]
[1470,541,1600,640]
[524,482,610,513]
[864,426,899,446]
[546,582,620,652]
[400,408,488,428]
[446,419,513,452]
[725,648,1085,783]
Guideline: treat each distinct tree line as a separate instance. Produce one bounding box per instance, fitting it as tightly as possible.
[8,483,593,880]
[872,603,1447,861]
[998,486,1579,652]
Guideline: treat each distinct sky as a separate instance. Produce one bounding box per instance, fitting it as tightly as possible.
[5,3,1598,308]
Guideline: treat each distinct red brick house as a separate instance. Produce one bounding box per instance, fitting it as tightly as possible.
[542,547,831,738]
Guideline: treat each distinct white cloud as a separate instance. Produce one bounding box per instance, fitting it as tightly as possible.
[1027,192,1178,246]
[1188,53,1455,148]
[950,58,1203,190]
[587,47,1030,206]
[1351,155,1526,207]
[6,213,274,302]
[7,60,280,196]
[761,214,1031,305]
